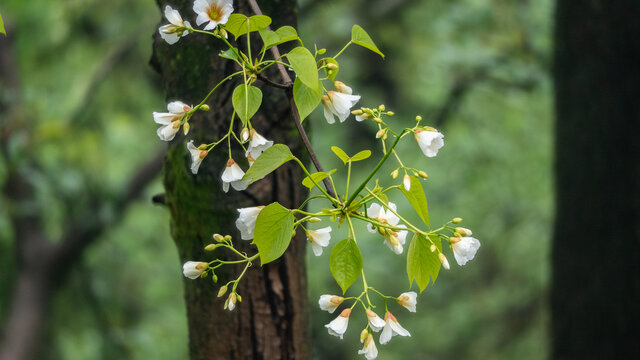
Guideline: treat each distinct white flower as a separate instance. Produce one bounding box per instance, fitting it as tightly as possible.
[403,174,411,191]
[334,81,353,95]
[182,261,208,279]
[245,129,273,159]
[358,333,378,360]
[221,159,248,193]
[414,128,444,157]
[321,90,361,124]
[153,101,192,141]
[325,308,351,339]
[366,309,386,332]
[158,5,192,44]
[193,0,233,30]
[318,294,344,314]
[235,206,263,240]
[383,225,407,255]
[438,253,451,270]
[396,291,417,312]
[366,202,400,233]
[307,226,332,256]
[224,293,237,311]
[379,312,411,345]
[187,140,208,174]
[451,236,481,266]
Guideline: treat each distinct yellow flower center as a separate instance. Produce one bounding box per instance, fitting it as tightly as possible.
[207,5,222,21]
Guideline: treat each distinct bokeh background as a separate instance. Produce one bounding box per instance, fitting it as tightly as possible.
[0,0,552,358]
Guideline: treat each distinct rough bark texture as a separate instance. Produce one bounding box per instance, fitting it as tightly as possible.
[552,1,640,358]
[150,1,310,359]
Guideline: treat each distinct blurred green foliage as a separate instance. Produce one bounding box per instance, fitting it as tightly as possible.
[0,0,552,359]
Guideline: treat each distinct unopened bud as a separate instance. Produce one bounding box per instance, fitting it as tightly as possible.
[352,109,364,115]
[360,329,369,343]
[198,144,208,150]
[455,227,473,236]
[376,129,386,139]
[382,133,388,140]
[308,217,322,223]
[415,115,423,121]
[418,171,429,179]
[204,243,217,251]
[236,294,242,302]
[326,62,338,70]
[449,237,462,244]
[240,127,250,142]
[403,174,411,191]
[386,111,395,116]
[212,274,218,283]
[391,169,399,179]
[200,104,210,111]
[213,233,225,242]
[438,253,450,270]
[317,48,326,55]
[373,117,382,124]
[218,285,228,297]
[199,150,208,159]
[378,104,386,111]
[452,217,463,224]
[327,69,333,75]
[430,244,437,252]
[183,122,190,135]
[172,121,181,129]
[224,235,232,242]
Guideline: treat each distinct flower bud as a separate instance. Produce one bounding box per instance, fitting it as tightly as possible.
[212,274,218,283]
[183,122,190,135]
[438,253,450,270]
[317,48,326,55]
[224,235,232,242]
[373,117,382,124]
[172,121,181,129]
[327,69,333,76]
[240,127,250,142]
[308,217,322,223]
[213,233,225,242]
[326,62,338,70]
[376,129,386,139]
[449,236,462,244]
[378,104,386,111]
[204,243,217,251]
[218,285,228,297]
[200,104,210,111]
[386,111,395,116]
[418,171,429,179]
[455,227,473,236]
[403,174,411,191]
[452,217,463,224]
[236,294,242,302]
[391,169,399,179]
[430,244,437,252]
[360,329,370,343]
[415,115,422,121]
[352,109,364,115]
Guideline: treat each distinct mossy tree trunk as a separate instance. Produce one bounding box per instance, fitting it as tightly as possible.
[552,0,640,358]
[151,1,310,359]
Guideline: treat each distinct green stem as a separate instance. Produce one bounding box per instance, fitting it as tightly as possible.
[346,130,407,206]
[334,41,352,59]
[293,158,340,206]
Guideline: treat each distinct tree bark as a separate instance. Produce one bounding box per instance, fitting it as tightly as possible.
[551,1,640,359]
[150,1,310,359]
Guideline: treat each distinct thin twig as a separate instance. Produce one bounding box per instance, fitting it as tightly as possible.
[247,0,291,84]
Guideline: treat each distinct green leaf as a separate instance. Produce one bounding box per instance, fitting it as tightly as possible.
[232,85,262,125]
[260,26,299,50]
[331,146,349,164]
[302,169,336,189]
[242,144,294,184]
[330,239,363,293]
[351,150,371,162]
[322,57,339,81]
[287,47,318,91]
[225,14,272,39]
[407,233,442,292]
[0,12,5,36]
[258,29,279,50]
[293,77,322,121]
[252,202,295,264]
[400,176,429,226]
[219,48,240,62]
[275,26,298,43]
[351,25,384,58]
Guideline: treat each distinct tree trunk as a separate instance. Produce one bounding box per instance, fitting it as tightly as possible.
[551,1,640,358]
[150,1,310,359]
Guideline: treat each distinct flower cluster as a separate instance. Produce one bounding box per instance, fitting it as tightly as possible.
[152,3,481,358]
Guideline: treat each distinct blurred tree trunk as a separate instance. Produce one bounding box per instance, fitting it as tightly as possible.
[150,1,310,359]
[552,1,640,358]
